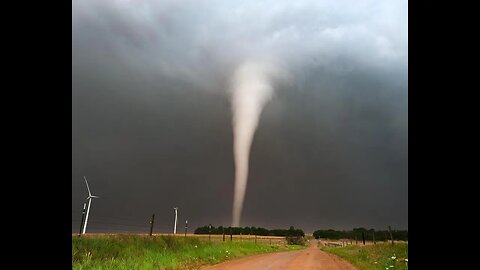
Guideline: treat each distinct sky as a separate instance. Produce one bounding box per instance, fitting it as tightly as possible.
[72,0,407,233]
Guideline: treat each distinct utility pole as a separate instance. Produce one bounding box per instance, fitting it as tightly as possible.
[149,214,155,236]
[362,231,365,245]
[184,220,188,237]
[230,227,233,241]
[373,230,376,244]
[78,203,86,237]
[208,224,212,242]
[222,226,225,242]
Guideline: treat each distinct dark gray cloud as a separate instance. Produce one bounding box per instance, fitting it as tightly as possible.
[72,0,407,233]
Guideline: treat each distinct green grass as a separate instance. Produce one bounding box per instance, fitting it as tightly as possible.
[72,234,302,270]
[322,242,408,270]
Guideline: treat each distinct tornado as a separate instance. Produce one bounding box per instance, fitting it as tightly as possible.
[230,60,278,227]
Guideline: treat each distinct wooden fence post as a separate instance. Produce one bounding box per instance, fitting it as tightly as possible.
[149,214,155,236]
[388,226,394,245]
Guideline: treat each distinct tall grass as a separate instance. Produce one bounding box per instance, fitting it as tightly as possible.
[322,242,408,270]
[72,234,301,270]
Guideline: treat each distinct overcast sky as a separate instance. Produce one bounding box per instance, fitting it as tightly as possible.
[72,0,407,233]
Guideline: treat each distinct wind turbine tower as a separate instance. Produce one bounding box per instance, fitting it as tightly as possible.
[82,176,100,234]
[173,207,178,234]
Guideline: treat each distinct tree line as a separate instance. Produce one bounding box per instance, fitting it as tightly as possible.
[194,225,305,237]
[313,228,408,241]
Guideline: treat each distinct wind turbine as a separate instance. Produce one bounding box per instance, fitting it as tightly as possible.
[82,176,99,234]
[173,207,178,235]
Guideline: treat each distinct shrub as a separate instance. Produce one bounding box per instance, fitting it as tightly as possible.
[286,236,306,246]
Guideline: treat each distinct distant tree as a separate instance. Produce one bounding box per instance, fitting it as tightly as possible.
[194,225,309,238]
[194,225,209,234]
[285,226,306,245]
[312,228,408,241]
[287,226,295,236]
[217,226,224,235]
[255,227,269,236]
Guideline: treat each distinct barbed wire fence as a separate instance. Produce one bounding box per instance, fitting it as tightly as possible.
[72,211,288,245]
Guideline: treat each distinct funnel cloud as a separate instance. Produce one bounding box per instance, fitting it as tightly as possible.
[230,60,283,226]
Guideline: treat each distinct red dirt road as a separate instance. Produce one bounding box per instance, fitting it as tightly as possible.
[201,240,357,270]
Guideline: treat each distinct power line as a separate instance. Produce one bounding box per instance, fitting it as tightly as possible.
[83,214,147,222]
[72,220,148,229]
[72,214,149,224]
[79,226,146,233]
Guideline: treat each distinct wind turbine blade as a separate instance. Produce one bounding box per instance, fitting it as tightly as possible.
[91,195,100,198]
[84,176,92,196]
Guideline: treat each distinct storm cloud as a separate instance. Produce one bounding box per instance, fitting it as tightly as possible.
[72,0,407,232]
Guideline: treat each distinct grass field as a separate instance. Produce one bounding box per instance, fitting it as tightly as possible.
[72,234,302,270]
[321,242,408,270]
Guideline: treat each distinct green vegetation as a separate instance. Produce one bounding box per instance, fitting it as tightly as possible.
[285,236,306,245]
[72,234,302,270]
[322,243,408,270]
[195,225,305,237]
[313,228,408,241]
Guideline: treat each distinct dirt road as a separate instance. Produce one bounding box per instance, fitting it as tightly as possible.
[201,240,357,270]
